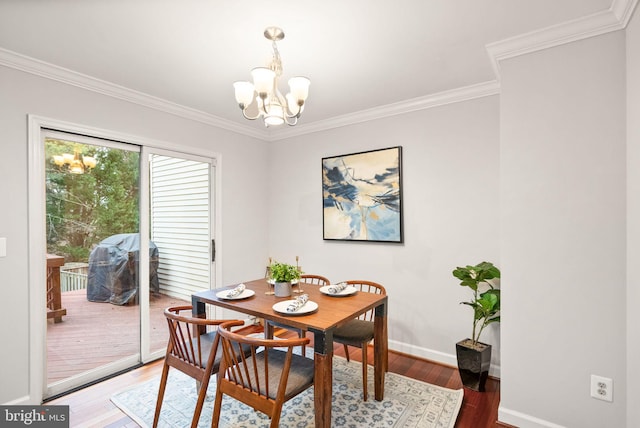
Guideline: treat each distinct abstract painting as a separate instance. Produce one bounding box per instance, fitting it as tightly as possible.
[322,146,403,243]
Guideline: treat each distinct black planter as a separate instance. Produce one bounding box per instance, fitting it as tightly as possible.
[456,339,491,392]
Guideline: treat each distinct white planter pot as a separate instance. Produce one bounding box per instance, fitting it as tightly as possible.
[274,281,292,297]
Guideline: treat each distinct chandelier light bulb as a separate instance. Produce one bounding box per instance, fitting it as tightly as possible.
[233,81,255,107]
[83,156,97,169]
[52,146,97,174]
[251,67,276,98]
[288,76,310,103]
[264,103,285,126]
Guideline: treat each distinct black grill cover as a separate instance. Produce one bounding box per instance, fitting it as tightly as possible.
[87,233,159,305]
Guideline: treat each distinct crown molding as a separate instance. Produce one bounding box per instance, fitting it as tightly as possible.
[613,0,639,26]
[266,80,501,141]
[486,0,638,79]
[0,45,499,143]
[0,47,266,140]
[3,0,636,142]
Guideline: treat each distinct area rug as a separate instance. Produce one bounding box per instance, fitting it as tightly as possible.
[111,355,463,428]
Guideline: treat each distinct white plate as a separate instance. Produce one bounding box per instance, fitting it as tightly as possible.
[216,289,256,300]
[272,300,319,315]
[319,285,358,296]
[267,279,299,285]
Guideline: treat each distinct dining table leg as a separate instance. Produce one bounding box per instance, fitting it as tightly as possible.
[374,301,388,401]
[191,296,207,335]
[264,320,274,339]
[311,328,333,428]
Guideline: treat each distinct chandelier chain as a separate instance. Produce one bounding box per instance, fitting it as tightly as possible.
[270,41,283,77]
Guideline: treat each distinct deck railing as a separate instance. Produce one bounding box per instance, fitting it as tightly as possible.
[60,263,89,292]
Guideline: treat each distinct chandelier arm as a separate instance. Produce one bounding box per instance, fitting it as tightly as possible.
[257,95,272,115]
[284,115,299,126]
[283,106,303,119]
[240,107,261,121]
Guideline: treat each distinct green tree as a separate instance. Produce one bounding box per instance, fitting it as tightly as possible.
[45,139,139,262]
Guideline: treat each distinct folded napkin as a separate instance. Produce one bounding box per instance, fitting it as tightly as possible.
[286,293,309,312]
[327,282,348,294]
[226,283,245,298]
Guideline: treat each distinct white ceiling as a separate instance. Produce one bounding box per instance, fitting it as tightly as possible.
[0,0,618,137]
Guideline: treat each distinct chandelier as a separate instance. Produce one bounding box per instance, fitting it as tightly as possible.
[233,27,310,127]
[52,148,97,174]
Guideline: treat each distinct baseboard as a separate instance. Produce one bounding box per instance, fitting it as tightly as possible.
[498,406,566,428]
[389,339,501,378]
[496,421,519,428]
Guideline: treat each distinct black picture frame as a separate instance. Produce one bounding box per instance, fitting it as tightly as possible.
[322,146,403,243]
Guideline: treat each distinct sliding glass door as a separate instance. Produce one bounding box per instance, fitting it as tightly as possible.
[44,130,143,397]
[43,132,215,398]
[144,148,216,358]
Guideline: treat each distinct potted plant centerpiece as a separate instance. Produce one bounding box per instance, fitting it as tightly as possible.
[269,261,302,297]
[452,261,500,392]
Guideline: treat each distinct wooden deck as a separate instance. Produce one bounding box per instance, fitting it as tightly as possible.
[46,289,187,385]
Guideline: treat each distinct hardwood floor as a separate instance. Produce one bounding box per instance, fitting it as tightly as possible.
[48,326,504,427]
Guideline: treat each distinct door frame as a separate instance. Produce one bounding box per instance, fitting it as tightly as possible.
[27,115,222,403]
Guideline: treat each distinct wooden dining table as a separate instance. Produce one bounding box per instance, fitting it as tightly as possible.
[191,278,388,428]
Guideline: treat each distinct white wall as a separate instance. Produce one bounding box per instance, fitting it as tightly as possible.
[0,65,270,404]
[626,6,640,428]
[267,96,501,370]
[499,31,627,428]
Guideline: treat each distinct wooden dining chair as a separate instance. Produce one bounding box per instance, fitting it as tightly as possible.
[153,306,245,428]
[266,274,330,356]
[212,321,315,428]
[333,280,387,401]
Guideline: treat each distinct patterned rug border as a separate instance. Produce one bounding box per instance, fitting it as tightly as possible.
[111,355,463,428]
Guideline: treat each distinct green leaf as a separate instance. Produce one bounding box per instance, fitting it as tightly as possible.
[460,278,478,290]
[453,261,501,344]
[269,261,302,282]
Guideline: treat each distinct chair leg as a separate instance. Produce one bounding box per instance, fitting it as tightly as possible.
[269,402,285,428]
[191,374,212,428]
[361,343,368,401]
[211,387,224,428]
[152,363,170,427]
[343,344,350,362]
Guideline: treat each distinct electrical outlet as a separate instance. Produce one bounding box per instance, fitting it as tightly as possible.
[590,375,613,402]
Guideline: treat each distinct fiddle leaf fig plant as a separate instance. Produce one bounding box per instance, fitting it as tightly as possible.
[452,261,501,347]
[269,261,302,283]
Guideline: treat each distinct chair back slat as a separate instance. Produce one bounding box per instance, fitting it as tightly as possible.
[213,323,315,427]
[166,312,202,368]
[343,280,386,321]
[299,274,330,286]
[154,305,244,428]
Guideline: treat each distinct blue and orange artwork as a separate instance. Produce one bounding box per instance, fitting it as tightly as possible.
[322,146,402,242]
